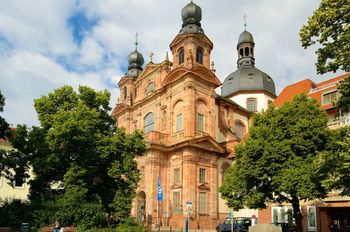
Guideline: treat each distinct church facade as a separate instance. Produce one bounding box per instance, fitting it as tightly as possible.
[112,1,275,230]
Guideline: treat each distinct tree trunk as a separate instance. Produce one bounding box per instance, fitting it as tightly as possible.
[292,196,303,232]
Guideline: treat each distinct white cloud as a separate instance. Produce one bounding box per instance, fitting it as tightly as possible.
[0,0,346,127]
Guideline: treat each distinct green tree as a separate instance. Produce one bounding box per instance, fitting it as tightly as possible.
[335,76,350,113]
[0,89,9,139]
[299,0,350,74]
[3,86,145,229]
[316,128,350,196]
[220,95,330,232]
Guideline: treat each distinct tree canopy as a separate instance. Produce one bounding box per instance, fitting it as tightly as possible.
[1,86,145,229]
[220,95,330,232]
[335,75,350,113]
[299,0,350,74]
[316,128,350,196]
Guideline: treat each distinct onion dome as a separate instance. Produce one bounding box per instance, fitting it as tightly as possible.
[237,30,254,47]
[127,49,144,77]
[179,1,204,34]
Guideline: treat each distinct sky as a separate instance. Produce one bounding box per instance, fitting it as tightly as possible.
[0,0,346,127]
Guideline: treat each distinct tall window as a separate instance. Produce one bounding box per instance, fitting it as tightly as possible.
[235,122,244,139]
[144,112,154,133]
[247,98,257,112]
[173,191,181,214]
[199,168,206,183]
[322,91,338,105]
[307,206,316,230]
[123,87,127,100]
[176,113,183,132]
[196,48,203,64]
[178,48,184,65]
[199,192,207,214]
[197,113,204,131]
[174,168,180,183]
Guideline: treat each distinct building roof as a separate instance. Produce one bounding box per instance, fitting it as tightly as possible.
[274,79,316,107]
[274,73,350,108]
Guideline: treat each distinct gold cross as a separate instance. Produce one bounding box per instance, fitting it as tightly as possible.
[244,14,247,30]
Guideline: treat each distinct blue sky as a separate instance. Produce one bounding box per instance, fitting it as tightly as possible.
[0,0,346,127]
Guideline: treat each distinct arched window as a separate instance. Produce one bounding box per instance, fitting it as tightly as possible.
[245,47,249,56]
[123,87,127,100]
[235,121,244,139]
[145,82,155,95]
[196,48,203,64]
[144,112,154,133]
[239,48,243,58]
[178,48,184,65]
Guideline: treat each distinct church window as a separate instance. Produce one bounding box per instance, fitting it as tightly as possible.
[251,48,254,56]
[197,113,204,131]
[196,48,203,64]
[245,47,249,56]
[199,168,206,183]
[176,113,183,132]
[268,100,273,106]
[123,87,127,100]
[247,98,257,112]
[178,48,184,65]
[199,192,207,214]
[144,112,154,133]
[173,191,181,214]
[239,48,243,58]
[174,168,180,183]
[145,82,155,95]
[235,121,244,139]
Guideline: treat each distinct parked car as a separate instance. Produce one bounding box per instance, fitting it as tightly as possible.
[216,217,251,232]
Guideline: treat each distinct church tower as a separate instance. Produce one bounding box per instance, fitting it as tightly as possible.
[221,29,276,112]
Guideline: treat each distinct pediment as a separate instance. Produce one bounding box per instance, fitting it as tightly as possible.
[189,136,226,154]
[162,66,221,87]
[197,182,210,190]
[170,183,182,189]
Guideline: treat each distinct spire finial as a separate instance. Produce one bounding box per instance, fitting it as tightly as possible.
[149,52,154,63]
[165,51,169,61]
[243,14,247,30]
[190,0,193,3]
[135,32,139,50]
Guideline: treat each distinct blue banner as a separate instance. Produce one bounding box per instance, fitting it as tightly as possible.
[157,176,163,201]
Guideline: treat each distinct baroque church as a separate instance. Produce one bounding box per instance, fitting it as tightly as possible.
[112,1,276,229]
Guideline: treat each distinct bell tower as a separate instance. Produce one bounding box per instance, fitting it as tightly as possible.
[169,1,213,70]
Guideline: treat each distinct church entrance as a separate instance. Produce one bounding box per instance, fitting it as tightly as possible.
[328,207,350,232]
[136,191,146,224]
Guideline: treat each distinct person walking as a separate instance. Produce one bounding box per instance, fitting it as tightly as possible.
[54,220,61,232]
